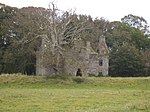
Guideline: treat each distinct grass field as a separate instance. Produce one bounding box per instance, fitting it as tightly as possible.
[0,74,150,112]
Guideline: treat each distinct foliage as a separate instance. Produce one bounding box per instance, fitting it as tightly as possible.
[106,21,150,76]
[141,50,150,76]
[109,43,145,77]
[0,6,18,74]
[105,21,133,48]
[106,21,150,50]
[121,14,150,35]
[0,3,150,76]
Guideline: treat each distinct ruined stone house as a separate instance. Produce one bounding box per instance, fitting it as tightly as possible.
[36,35,109,76]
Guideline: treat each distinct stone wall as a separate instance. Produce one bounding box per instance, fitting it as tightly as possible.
[36,35,109,76]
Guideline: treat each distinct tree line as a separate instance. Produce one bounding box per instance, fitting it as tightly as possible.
[0,3,150,76]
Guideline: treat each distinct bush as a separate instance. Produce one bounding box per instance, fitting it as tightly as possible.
[72,77,86,83]
[45,74,72,81]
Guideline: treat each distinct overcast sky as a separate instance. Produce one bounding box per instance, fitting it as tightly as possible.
[0,0,150,24]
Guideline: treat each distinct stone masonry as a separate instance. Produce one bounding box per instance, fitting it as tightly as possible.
[36,35,109,76]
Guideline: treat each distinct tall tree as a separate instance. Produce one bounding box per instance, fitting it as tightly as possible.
[0,5,19,74]
[105,21,132,48]
[106,20,150,76]
[28,3,95,75]
[109,43,144,77]
[105,21,150,50]
[121,14,150,36]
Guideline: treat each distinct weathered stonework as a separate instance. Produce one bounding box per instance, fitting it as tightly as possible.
[36,35,109,76]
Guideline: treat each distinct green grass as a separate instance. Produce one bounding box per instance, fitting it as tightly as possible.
[0,74,150,112]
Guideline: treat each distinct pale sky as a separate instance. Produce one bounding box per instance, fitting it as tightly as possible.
[0,0,150,24]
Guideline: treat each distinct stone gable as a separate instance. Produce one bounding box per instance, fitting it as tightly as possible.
[36,35,109,76]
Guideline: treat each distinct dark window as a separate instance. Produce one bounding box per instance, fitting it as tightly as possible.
[99,59,103,66]
[98,72,103,76]
[97,49,99,53]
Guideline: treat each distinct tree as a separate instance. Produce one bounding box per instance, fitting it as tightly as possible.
[0,5,19,74]
[121,14,150,36]
[0,5,42,74]
[141,50,150,76]
[105,21,133,48]
[105,21,150,50]
[106,21,150,76]
[130,28,150,50]
[27,2,96,75]
[0,3,107,75]
[109,43,144,77]
[1,3,149,76]
[10,7,45,74]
